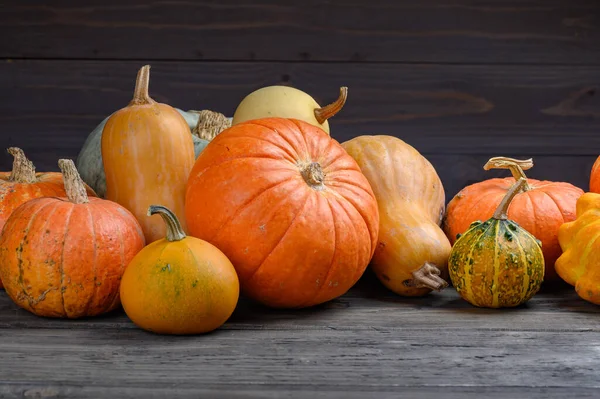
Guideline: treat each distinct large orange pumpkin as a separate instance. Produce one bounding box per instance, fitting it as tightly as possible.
[0,148,96,289]
[444,157,583,282]
[0,160,145,318]
[102,65,195,243]
[185,118,379,308]
[590,156,600,193]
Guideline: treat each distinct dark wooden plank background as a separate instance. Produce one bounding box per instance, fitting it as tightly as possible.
[1,0,600,201]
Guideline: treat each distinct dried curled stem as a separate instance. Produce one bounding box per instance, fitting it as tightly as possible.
[484,157,533,190]
[130,65,154,105]
[191,110,231,141]
[403,263,448,291]
[7,147,36,183]
[314,87,348,124]
[58,159,89,204]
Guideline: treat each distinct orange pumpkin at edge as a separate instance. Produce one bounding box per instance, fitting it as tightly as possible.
[0,148,96,290]
[444,157,583,282]
[0,159,145,318]
[185,117,380,308]
[590,156,600,193]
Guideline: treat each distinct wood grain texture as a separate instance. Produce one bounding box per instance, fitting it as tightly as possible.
[1,60,599,159]
[1,0,599,64]
[0,274,599,398]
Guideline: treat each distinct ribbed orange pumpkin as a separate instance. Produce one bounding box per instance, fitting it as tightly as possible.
[102,65,195,243]
[444,157,583,282]
[185,118,379,308]
[0,148,96,289]
[1,148,96,231]
[0,160,145,318]
[590,156,600,193]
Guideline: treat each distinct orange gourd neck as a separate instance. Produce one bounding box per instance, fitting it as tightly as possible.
[129,65,155,106]
[314,87,348,124]
[493,178,527,220]
[148,205,186,242]
[58,159,89,204]
[8,147,36,184]
[484,156,533,191]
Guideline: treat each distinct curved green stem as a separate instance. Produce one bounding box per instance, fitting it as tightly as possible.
[147,205,186,241]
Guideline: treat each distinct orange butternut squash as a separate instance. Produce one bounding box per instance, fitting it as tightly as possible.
[101,65,195,243]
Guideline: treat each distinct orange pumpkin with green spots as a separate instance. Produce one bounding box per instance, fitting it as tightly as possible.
[0,160,144,318]
[120,205,239,335]
[448,178,545,308]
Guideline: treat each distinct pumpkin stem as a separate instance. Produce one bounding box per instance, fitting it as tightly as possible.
[403,263,448,291]
[300,162,325,189]
[493,178,528,220]
[130,65,154,105]
[483,157,533,191]
[7,147,36,183]
[58,159,89,204]
[314,87,348,124]
[148,205,186,242]
[191,110,232,141]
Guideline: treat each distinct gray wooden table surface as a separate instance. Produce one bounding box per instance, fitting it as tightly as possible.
[0,271,598,398]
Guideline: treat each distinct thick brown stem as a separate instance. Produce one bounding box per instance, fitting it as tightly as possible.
[403,263,448,291]
[192,110,232,141]
[300,162,325,189]
[130,65,154,105]
[314,87,348,124]
[148,205,186,242]
[7,147,36,183]
[493,178,527,220]
[483,156,533,190]
[58,159,89,204]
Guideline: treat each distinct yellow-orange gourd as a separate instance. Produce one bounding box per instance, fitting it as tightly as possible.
[556,193,600,305]
[341,135,451,296]
[101,65,195,243]
[120,205,239,334]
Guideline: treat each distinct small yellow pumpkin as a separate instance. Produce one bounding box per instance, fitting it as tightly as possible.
[232,86,347,134]
[120,205,239,334]
[556,193,600,305]
[448,178,545,308]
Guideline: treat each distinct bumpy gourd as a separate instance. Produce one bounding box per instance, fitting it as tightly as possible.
[120,205,239,334]
[449,178,545,308]
[444,156,582,282]
[341,135,451,296]
[232,86,347,134]
[556,193,600,305]
[185,118,379,308]
[0,160,144,318]
[77,109,230,198]
[102,65,195,243]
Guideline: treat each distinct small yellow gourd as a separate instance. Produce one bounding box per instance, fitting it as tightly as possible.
[232,86,347,133]
[448,178,545,308]
[556,193,600,305]
[120,205,239,334]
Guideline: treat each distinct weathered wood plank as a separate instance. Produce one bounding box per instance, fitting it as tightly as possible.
[2,385,599,399]
[1,0,599,64]
[0,275,597,332]
[1,327,600,393]
[1,60,599,189]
